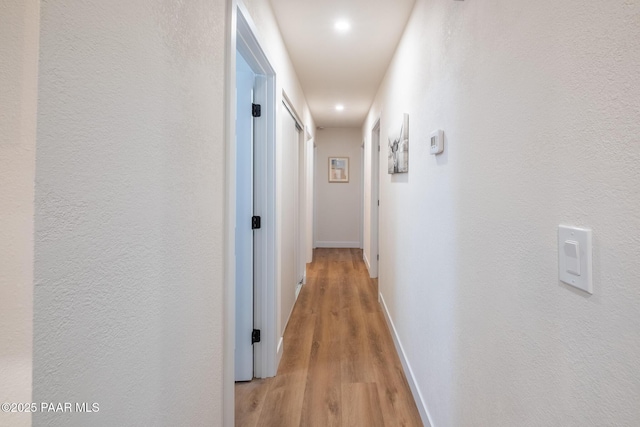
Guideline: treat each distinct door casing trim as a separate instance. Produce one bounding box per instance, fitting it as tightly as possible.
[224,2,278,425]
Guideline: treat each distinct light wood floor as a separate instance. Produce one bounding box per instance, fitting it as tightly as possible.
[235,248,423,427]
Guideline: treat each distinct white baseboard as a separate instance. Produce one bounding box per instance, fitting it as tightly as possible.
[379,292,434,427]
[363,252,371,272]
[276,336,283,368]
[278,279,302,373]
[315,240,360,248]
[364,252,378,279]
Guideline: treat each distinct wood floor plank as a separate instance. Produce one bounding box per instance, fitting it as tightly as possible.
[235,378,271,427]
[256,372,306,427]
[299,250,343,427]
[339,277,376,384]
[235,248,423,427]
[341,383,385,427]
[257,310,317,425]
[366,311,423,427]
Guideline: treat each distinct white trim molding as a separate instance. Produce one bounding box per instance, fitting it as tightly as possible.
[236,1,279,380]
[363,252,371,275]
[276,336,284,366]
[379,292,434,427]
[225,2,279,425]
[315,241,361,248]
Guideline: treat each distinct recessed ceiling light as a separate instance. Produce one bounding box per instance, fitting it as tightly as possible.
[335,104,345,111]
[334,19,351,33]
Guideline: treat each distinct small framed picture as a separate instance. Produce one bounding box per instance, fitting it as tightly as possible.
[328,157,349,183]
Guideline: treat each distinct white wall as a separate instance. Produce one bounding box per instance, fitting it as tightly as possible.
[0,1,38,426]
[240,0,315,351]
[363,1,640,426]
[315,128,362,248]
[33,1,227,425]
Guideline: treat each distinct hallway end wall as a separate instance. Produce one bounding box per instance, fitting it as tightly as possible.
[314,128,363,248]
[364,0,640,426]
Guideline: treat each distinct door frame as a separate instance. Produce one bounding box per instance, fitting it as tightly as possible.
[369,118,381,278]
[225,3,277,425]
[281,95,306,292]
[234,50,256,382]
[303,126,314,264]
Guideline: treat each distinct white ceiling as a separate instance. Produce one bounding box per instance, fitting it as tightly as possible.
[269,0,416,128]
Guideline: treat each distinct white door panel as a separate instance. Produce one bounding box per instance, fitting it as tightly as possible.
[235,52,255,381]
[280,106,302,334]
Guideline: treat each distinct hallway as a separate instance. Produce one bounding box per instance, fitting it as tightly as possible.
[4,1,639,426]
[235,249,422,426]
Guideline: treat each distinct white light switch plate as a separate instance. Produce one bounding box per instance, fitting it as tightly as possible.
[558,225,592,294]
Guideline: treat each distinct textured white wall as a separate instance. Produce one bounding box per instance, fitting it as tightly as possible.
[33,1,227,425]
[363,0,640,426]
[0,1,38,426]
[315,128,363,248]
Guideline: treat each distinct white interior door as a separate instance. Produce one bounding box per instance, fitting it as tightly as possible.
[297,126,305,287]
[235,52,256,381]
[280,104,302,334]
[232,7,280,384]
[305,135,314,264]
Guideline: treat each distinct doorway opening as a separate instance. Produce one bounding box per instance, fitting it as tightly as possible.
[230,2,279,390]
[369,119,381,278]
[280,97,307,330]
[234,50,256,382]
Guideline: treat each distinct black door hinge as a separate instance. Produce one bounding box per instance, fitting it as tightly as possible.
[252,329,261,344]
[251,216,261,229]
[252,103,261,117]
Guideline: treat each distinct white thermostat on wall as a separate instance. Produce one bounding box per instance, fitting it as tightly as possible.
[429,129,444,155]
